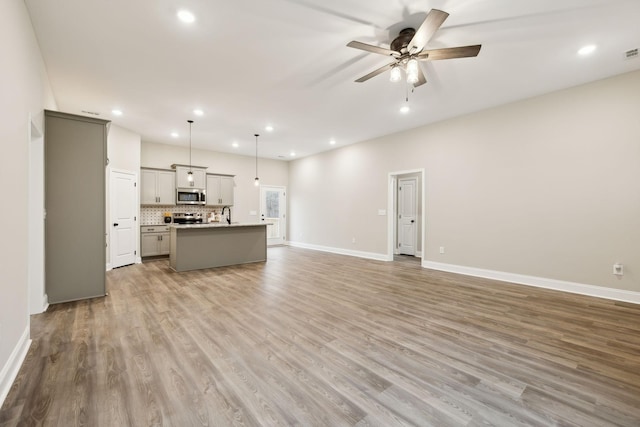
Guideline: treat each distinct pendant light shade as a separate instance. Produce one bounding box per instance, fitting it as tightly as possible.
[406,58,419,84]
[389,65,402,83]
[254,133,260,187]
[187,120,194,183]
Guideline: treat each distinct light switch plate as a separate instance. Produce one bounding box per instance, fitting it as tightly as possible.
[378,209,386,216]
[249,210,257,216]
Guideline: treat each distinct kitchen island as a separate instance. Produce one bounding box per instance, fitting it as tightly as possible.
[169,223,267,272]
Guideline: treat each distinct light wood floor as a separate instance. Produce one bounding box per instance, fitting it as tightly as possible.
[2,247,640,426]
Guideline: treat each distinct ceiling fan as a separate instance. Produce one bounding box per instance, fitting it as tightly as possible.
[347,9,481,87]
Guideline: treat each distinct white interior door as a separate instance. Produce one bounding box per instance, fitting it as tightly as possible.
[110,170,137,268]
[397,177,417,255]
[260,186,286,246]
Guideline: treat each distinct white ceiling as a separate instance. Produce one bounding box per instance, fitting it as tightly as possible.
[25,0,640,160]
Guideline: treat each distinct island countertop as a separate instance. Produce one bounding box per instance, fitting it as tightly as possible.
[170,222,266,229]
[169,222,267,272]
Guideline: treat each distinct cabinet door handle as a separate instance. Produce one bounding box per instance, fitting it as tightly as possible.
[113,223,119,227]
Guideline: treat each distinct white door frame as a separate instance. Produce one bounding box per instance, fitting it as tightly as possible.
[397,176,418,256]
[109,168,138,269]
[28,113,47,314]
[387,169,426,262]
[259,185,287,246]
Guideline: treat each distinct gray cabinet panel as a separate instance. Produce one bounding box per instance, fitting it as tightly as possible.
[45,110,108,303]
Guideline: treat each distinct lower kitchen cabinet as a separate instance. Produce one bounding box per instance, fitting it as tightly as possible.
[141,225,171,257]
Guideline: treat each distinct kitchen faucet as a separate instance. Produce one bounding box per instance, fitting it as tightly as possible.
[221,206,231,224]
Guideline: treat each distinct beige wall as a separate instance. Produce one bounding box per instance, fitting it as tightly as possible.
[289,70,640,292]
[108,125,141,172]
[1,0,56,399]
[141,142,288,223]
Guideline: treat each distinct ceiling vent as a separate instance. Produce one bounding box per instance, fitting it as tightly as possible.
[625,48,638,60]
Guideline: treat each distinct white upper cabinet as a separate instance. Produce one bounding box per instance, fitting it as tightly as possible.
[173,164,207,188]
[206,174,235,206]
[141,168,175,205]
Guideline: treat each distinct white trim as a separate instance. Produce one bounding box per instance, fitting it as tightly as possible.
[28,112,46,315]
[423,261,640,304]
[289,241,388,262]
[0,327,32,407]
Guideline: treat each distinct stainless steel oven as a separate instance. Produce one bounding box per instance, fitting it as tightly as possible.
[176,188,206,205]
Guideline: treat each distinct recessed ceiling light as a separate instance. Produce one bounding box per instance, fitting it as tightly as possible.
[111,109,123,116]
[400,105,410,114]
[232,142,239,148]
[265,125,274,132]
[177,10,195,23]
[193,109,204,116]
[290,151,296,157]
[329,139,336,145]
[171,132,179,138]
[578,45,596,56]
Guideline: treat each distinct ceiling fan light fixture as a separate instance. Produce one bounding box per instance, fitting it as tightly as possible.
[389,66,402,82]
[406,58,419,84]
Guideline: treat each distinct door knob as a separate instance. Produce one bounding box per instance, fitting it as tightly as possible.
[411,220,415,223]
[113,223,119,227]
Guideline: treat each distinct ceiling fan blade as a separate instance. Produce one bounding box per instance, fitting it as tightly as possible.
[408,9,449,54]
[347,41,400,57]
[354,62,395,83]
[417,45,482,61]
[413,65,427,87]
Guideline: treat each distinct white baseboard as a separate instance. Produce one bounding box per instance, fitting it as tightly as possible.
[289,241,388,262]
[0,326,32,407]
[423,261,640,304]
[106,262,112,271]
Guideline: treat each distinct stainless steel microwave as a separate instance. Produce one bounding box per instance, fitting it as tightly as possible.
[176,188,206,205]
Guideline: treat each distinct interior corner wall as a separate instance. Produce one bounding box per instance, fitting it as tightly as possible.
[288,70,640,293]
[0,0,57,404]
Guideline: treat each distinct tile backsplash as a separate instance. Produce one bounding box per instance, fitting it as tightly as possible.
[141,206,223,225]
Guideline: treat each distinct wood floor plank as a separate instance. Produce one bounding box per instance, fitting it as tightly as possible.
[2,247,640,426]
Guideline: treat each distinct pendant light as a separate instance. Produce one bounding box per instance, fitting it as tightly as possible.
[187,120,194,184]
[254,133,260,187]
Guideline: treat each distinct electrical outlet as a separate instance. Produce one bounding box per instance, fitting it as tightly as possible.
[439,246,445,254]
[613,263,624,276]
[352,237,356,244]
[249,210,257,216]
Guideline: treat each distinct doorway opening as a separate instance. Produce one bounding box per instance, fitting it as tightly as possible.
[387,169,425,263]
